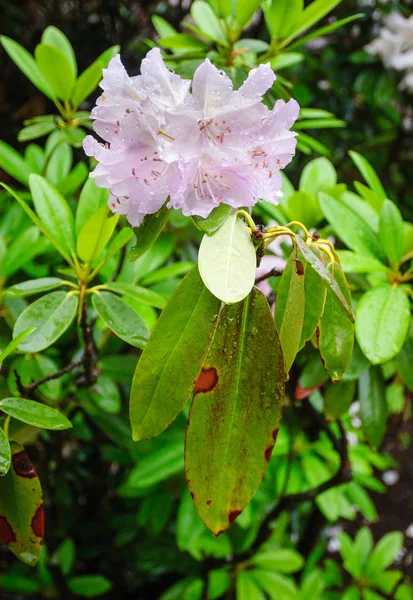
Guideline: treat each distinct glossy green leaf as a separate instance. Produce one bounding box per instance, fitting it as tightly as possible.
[13,291,78,353]
[159,34,209,51]
[234,0,261,29]
[0,398,72,430]
[356,284,410,364]
[102,281,166,309]
[263,0,303,38]
[379,200,405,266]
[192,203,232,235]
[275,252,305,373]
[198,214,256,304]
[68,576,113,598]
[3,227,45,277]
[71,59,105,108]
[299,157,336,197]
[285,191,322,227]
[92,291,149,349]
[152,15,178,37]
[185,287,284,534]
[0,36,54,99]
[337,251,387,274]
[75,177,110,236]
[236,572,266,600]
[76,205,118,263]
[270,52,304,70]
[0,141,32,185]
[283,0,341,43]
[129,201,170,261]
[319,262,354,381]
[366,532,403,576]
[5,278,66,298]
[359,367,387,448]
[0,428,11,476]
[299,246,326,350]
[324,380,356,419]
[295,236,355,322]
[288,13,362,51]
[18,123,56,143]
[45,142,72,184]
[349,151,387,208]
[41,26,77,78]
[29,174,76,260]
[0,328,36,366]
[0,442,43,565]
[190,1,227,44]
[319,192,382,259]
[130,266,220,441]
[35,44,75,100]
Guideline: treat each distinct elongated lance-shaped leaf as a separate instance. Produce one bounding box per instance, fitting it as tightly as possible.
[0,441,44,565]
[185,287,285,535]
[295,235,355,322]
[299,246,326,350]
[0,428,11,476]
[129,201,170,262]
[275,252,305,374]
[130,265,221,441]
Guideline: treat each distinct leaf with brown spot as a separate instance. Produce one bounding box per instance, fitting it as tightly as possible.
[185,287,284,535]
[0,441,43,565]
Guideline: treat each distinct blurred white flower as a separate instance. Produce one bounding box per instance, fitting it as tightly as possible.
[366,11,413,91]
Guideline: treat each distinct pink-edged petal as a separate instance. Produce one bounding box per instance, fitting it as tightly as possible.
[238,63,276,98]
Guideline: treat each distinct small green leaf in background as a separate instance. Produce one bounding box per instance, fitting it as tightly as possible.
[0,328,36,366]
[356,284,410,364]
[13,291,78,353]
[71,60,104,108]
[275,252,305,374]
[76,205,118,263]
[190,1,227,44]
[130,266,220,441]
[0,399,72,430]
[198,214,256,304]
[319,262,354,381]
[5,278,66,297]
[75,178,110,236]
[35,44,75,100]
[186,287,284,534]
[129,201,170,261]
[337,251,387,274]
[45,141,72,185]
[379,200,405,267]
[123,443,184,492]
[68,575,113,598]
[359,367,387,448]
[366,531,404,576]
[349,151,387,208]
[103,281,167,309]
[0,428,11,476]
[0,442,43,565]
[263,0,303,39]
[324,380,355,419]
[236,571,266,600]
[234,0,261,30]
[41,26,77,78]
[299,246,326,350]
[0,141,33,185]
[299,156,336,198]
[251,548,304,573]
[192,203,232,235]
[92,291,149,349]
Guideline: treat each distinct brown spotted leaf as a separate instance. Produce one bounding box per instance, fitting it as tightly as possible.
[185,287,284,535]
[0,441,44,565]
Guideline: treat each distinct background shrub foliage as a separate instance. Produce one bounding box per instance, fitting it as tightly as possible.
[0,0,413,598]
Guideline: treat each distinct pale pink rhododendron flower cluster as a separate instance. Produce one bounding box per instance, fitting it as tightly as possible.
[83,49,299,226]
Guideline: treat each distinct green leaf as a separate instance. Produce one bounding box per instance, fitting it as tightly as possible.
[275,252,305,373]
[129,201,170,261]
[0,141,32,185]
[185,287,284,534]
[319,262,354,381]
[91,376,121,415]
[5,278,66,297]
[0,328,36,367]
[54,538,75,576]
[366,532,404,576]
[0,398,72,430]
[45,141,72,184]
[76,205,118,263]
[17,122,57,142]
[356,284,410,364]
[159,35,210,51]
[56,161,88,196]
[71,59,105,108]
[130,266,220,441]
[337,251,387,274]
[41,26,77,78]
[0,574,40,594]
[0,36,54,99]
[13,291,78,353]
[124,443,184,490]
[192,203,232,235]
[75,177,109,236]
[234,0,262,30]
[346,481,377,522]
[251,549,304,573]
[396,335,413,390]
[35,44,75,100]
[294,236,355,322]
[236,572,266,600]
[68,576,112,598]
[282,0,341,44]
[249,570,298,599]
[92,291,149,349]
[288,13,363,50]
[324,380,355,419]
[103,281,166,309]
[270,52,304,70]
[141,261,194,286]
[395,584,413,600]
[263,0,303,38]
[373,571,403,595]
[359,367,387,448]
[319,192,382,259]
[285,191,323,227]
[349,151,387,208]
[299,157,337,197]
[0,428,11,476]
[198,214,256,304]
[191,1,227,44]
[299,247,326,350]
[299,569,325,599]
[29,174,76,261]
[0,442,43,565]
[379,200,404,266]
[152,15,178,37]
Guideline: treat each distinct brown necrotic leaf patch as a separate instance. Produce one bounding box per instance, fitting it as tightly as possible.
[228,509,242,524]
[194,367,218,394]
[13,450,37,479]
[31,504,44,538]
[294,259,304,276]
